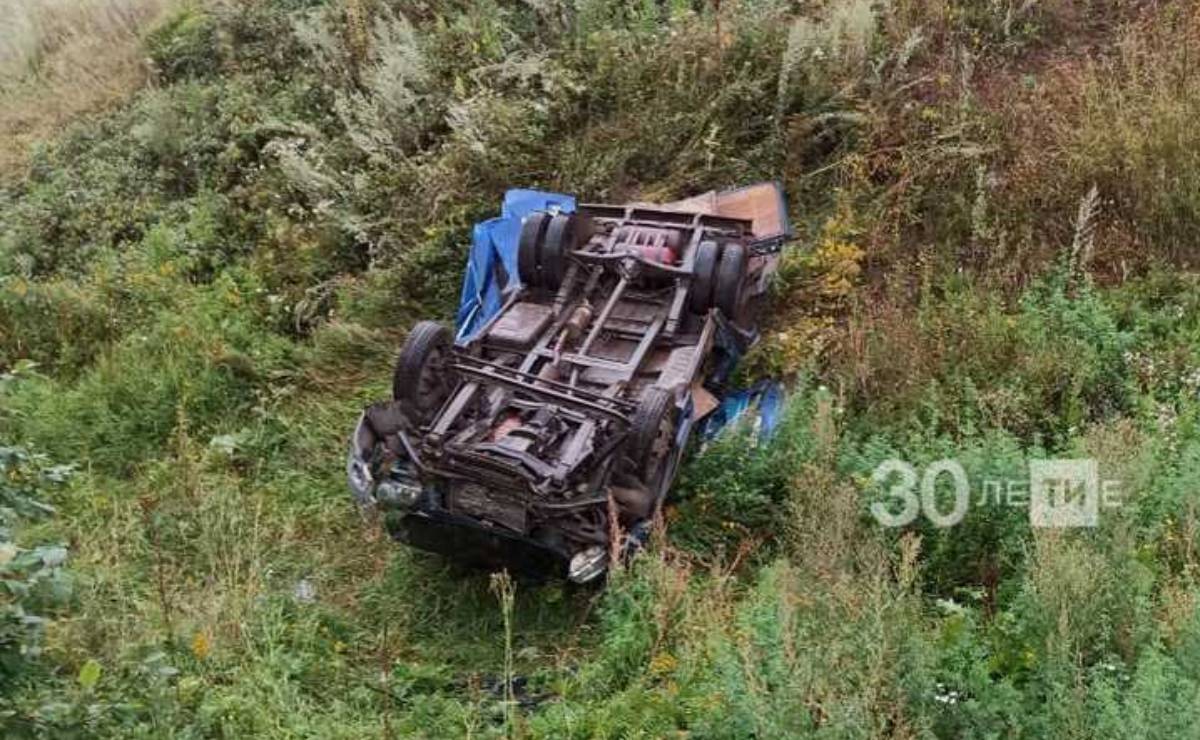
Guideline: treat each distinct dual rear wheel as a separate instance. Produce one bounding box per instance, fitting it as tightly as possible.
[518,212,589,291]
[519,212,745,320]
[690,240,747,318]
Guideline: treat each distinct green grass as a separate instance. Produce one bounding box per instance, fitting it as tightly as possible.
[4,0,1200,737]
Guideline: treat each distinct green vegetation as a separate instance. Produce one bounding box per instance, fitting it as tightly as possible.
[3,0,1200,736]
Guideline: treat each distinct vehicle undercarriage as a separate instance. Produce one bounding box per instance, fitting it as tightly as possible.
[348,185,789,581]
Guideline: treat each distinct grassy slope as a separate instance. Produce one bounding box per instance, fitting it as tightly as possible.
[3,0,1200,737]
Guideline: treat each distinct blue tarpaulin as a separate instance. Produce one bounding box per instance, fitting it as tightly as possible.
[698,380,786,443]
[454,189,575,342]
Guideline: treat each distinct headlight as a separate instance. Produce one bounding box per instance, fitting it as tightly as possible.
[347,413,378,509]
[567,546,608,584]
[376,479,423,510]
[346,452,375,508]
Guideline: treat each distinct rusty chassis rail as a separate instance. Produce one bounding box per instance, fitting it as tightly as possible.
[450,355,636,419]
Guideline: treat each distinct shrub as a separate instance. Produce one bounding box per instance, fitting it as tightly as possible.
[144,6,220,83]
[671,382,830,555]
[0,447,72,697]
[3,279,295,475]
[0,277,117,375]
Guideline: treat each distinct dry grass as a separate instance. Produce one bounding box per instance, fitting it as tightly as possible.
[0,0,169,178]
[980,1,1200,273]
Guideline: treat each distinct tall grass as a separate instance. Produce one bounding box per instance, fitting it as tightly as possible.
[0,0,168,176]
[983,1,1200,272]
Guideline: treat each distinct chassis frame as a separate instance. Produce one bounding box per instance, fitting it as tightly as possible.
[348,188,788,582]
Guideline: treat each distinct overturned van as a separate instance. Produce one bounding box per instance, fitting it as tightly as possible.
[347,184,791,582]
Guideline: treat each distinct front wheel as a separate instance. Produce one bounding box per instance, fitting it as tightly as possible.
[392,321,454,423]
[626,387,676,484]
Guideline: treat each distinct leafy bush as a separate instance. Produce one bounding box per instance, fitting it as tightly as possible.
[4,276,295,475]
[0,447,71,696]
[0,277,117,376]
[672,381,831,555]
[144,6,220,83]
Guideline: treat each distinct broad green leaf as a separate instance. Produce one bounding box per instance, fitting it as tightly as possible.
[78,659,102,689]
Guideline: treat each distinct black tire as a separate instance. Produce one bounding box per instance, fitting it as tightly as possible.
[539,215,568,291]
[518,213,550,287]
[689,240,721,314]
[712,242,747,318]
[393,321,454,423]
[626,387,675,482]
[539,214,580,290]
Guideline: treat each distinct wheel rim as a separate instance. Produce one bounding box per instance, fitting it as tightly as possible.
[643,412,674,484]
[415,345,449,415]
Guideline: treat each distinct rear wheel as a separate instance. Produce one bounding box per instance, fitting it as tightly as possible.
[517,213,550,287]
[540,213,589,290]
[393,321,454,423]
[518,212,588,290]
[712,242,747,318]
[689,240,721,314]
[626,388,675,483]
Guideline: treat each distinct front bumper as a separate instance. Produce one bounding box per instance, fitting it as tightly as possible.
[384,508,570,578]
[349,407,613,583]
